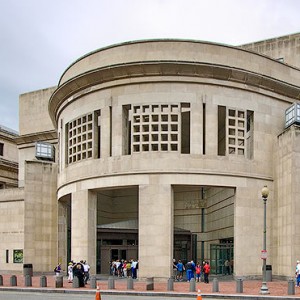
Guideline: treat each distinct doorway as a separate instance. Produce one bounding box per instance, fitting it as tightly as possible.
[210,243,234,275]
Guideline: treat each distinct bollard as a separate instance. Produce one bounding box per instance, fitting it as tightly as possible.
[236,278,243,293]
[127,276,134,290]
[108,276,115,289]
[146,277,154,291]
[90,276,97,289]
[72,276,79,288]
[55,275,63,288]
[40,275,47,287]
[23,263,33,277]
[212,278,219,292]
[10,275,17,286]
[25,274,32,287]
[189,278,196,292]
[288,278,295,295]
[167,277,174,291]
[0,275,3,286]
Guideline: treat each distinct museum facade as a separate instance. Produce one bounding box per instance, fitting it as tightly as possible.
[0,33,300,280]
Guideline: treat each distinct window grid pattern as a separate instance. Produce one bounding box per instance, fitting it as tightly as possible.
[67,113,94,164]
[227,108,246,156]
[36,142,54,160]
[285,102,300,128]
[131,104,181,153]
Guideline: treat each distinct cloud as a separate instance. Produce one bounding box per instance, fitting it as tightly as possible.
[0,0,299,131]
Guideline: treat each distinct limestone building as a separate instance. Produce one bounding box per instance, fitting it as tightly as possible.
[0,125,18,189]
[0,33,300,280]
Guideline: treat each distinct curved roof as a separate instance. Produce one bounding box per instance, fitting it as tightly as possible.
[49,39,300,126]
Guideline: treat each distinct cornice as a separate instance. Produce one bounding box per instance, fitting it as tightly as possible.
[49,61,300,126]
[0,158,18,172]
[15,130,57,145]
[0,130,18,142]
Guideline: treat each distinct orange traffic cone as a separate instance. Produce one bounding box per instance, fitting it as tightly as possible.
[95,285,101,300]
[197,289,202,300]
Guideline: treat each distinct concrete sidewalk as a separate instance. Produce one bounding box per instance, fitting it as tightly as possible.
[0,274,299,299]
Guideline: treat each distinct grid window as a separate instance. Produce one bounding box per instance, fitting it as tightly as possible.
[36,142,54,161]
[227,108,246,156]
[130,104,183,153]
[67,113,95,164]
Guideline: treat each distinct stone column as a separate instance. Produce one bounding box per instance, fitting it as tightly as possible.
[204,96,218,155]
[58,199,68,269]
[234,183,272,277]
[111,105,123,157]
[100,106,111,158]
[138,178,173,279]
[190,101,203,155]
[71,190,97,274]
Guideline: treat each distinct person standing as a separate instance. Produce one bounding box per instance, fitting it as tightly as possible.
[176,260,185,281]
[173,259,177,279]
[203,261,211,283]
[185,261,192,282]
[195,261,202,282]
[296,260,300,287]
[126,260,132,277]
[131,259,138,279]
[67,262,74,283]
[74,263,85,287]
[190,260,196,280]
[54,263,61,276]
[224,259,230,275]
[123,260,128,278]
[83,260,90,284]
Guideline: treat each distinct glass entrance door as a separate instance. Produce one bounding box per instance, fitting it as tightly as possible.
[210,243,234,275]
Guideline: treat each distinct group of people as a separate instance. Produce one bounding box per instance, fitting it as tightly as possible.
[173,259,211,283]
[55,260,90,287]
[110,259,139,279]
[68,260,90,286]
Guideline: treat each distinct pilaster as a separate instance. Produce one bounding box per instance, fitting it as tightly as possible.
[138,178,173,279]
[71,189,97,274]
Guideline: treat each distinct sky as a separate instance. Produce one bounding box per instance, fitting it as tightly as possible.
[0,0,299,132]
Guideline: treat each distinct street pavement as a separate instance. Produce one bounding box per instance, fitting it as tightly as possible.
[0,274,299,299]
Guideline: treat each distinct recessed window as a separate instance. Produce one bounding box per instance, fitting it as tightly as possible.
[66,111,99,165]
[130,103,190,154]
[0,142,3,156]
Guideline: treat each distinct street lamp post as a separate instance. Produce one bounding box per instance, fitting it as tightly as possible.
[260,185,270,295]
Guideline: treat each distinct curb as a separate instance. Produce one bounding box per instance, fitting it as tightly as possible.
[0,287,299,299]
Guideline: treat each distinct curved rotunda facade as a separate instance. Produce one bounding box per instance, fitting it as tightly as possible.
[1,34,300,280]
[48,38,300,279]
